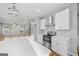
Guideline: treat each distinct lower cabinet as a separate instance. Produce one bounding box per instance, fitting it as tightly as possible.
[51,36,70,56]
[37,34,43,44]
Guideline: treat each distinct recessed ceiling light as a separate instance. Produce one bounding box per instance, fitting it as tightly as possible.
[36,9,40,12]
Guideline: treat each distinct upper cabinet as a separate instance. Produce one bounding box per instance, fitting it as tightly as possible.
[55,9,69,30]
[40,18,46,30]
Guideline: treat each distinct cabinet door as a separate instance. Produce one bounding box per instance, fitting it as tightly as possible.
[52,37,68,55]
[55,39,68,55]
[55,9,69,29]
[37,34,43,44]
[40,19,45,30]
[52,38,60,54]
[51,37,55,50]
[40,34,43,44]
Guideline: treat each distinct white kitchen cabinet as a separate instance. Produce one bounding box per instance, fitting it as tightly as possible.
[37,34,43,44]
[55,9,69,30]
[40,18,45,30]
[52,36,70,56]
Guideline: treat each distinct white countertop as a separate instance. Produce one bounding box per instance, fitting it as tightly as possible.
[52,36,70,40]
[27,36,50,56]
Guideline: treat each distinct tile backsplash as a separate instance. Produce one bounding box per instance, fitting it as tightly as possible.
[56,30,70,38]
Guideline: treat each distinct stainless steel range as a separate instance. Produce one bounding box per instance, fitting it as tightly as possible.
[43,31,56,50]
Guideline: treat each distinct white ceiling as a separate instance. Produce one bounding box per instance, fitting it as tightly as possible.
[0,3,74,24]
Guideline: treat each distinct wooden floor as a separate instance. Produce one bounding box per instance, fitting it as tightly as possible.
[77,48,79,56]
[48,50,60,56]
[0,36,5,41]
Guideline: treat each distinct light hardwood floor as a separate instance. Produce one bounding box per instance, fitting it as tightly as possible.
[48,50,60,56]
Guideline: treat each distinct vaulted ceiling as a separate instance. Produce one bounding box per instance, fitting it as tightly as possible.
[0,3,74,24]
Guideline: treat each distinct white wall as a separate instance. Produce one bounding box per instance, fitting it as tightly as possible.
[77,14,79,47]
[69,4,77,55]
